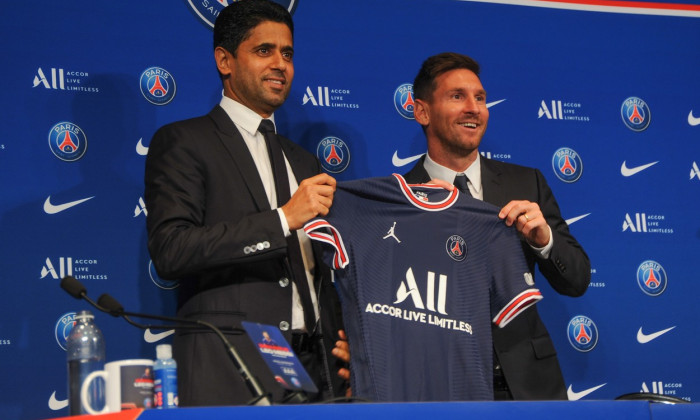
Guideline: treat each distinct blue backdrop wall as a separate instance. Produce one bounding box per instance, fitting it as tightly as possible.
[1,1,699,419]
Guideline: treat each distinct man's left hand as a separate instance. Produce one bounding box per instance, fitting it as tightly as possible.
[332,329,352,397]
[499,200,550,248]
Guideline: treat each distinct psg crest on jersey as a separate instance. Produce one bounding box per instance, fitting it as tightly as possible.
[48,122,88,162]
[551,147,583,183]
[316,136,350,173]
[186,0,299,29]
[567,315,598,352]
[621,96,651,132]
[636,260,667,297]
[140,67,176,105]
[445,235,467,262]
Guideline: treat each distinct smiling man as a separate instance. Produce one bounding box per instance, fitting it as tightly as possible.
[145,0,347,406]
[405,52,591,400]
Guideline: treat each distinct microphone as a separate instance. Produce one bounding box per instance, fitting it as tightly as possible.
[60,276,272,406]
[60,275,110,313]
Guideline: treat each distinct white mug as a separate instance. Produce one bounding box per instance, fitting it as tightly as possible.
[80,359,154,414]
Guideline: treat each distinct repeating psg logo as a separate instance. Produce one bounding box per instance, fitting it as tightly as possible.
[394,83,415,119]
[567,315,599,352]
[186,0,299,29]
[316,136,350,173]
[55,312,76,351]
[140,67,176,105]
[636,260,667,296]
[48,122,88,162]
[551,147,583,183]
[149,260,178,290]
[445,235,467,262]
[621,97,651,131]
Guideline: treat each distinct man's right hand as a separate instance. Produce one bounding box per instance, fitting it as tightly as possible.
[281,173,336,230]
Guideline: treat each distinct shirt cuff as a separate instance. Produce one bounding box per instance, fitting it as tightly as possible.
[277,208,291,237]
[530,225,554,259]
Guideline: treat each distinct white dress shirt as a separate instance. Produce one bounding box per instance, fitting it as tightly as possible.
[219,96,319,331]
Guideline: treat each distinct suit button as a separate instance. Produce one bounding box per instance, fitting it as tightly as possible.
[279,277,290,287]
[279,321,290,331]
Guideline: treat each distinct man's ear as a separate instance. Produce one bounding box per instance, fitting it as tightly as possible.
[414,98,430,127]
[214,46,233,78]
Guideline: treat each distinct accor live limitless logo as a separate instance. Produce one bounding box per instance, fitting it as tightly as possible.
[32,67,99,93]
[622,213,673,234]
[40,257,108,281]
[690,162,700,180]
[364,267,474,335]
[640,381,690,401]
[538,100,590,121]
[302,86,359,109]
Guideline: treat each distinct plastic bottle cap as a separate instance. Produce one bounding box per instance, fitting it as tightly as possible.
[74,310,94,321]
[156,344,172,360]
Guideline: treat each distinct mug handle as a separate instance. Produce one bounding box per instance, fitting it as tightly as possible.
[80,370,108,415]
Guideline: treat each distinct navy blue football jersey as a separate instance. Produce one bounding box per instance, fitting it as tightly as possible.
[304,174,541,402]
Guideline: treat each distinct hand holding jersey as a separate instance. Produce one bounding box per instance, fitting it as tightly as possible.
[499,200,551,249]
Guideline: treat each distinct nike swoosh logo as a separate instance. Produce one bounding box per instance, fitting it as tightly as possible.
[43,196,94,214]
[392,99,506,168]
[136,137,149,156]
[565,213,590,225]
[621,160,659,177]
[486,99,506,108]
[689,110,700,126]
[637,326,675,344]
[48,391,68,410]
[144,328,175,343]
[567,383,606,401]
[392,151,425,167]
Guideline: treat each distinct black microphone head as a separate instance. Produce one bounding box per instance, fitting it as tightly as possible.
[60,276,87,299]
[97,294,124,317]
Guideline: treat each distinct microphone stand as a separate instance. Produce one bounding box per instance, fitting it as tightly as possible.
[97,294,271,406]
[60,276,272,406]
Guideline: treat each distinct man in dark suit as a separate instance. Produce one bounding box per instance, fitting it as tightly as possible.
[404,52,590,400]
[145,0,347,406]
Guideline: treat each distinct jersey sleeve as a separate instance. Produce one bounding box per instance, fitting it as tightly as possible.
[303,218,349,270]
[488,222,543,328]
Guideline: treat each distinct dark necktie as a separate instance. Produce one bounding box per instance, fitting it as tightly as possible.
[453,173,472,197]
[258,119,317,332]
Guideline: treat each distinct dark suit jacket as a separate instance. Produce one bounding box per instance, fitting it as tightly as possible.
[145,105,345,405]
[405,155,590,400]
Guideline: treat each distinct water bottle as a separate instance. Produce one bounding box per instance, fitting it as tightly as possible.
[153,344,178,409]
[66,310,105,415]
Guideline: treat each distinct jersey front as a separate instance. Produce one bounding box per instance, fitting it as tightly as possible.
[304,174,541,402]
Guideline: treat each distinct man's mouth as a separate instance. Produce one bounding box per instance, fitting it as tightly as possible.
[264,75,286,87]
[459,122,477,128]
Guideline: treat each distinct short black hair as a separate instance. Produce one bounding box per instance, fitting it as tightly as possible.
[213,0,294,56]
[413,52,481,101]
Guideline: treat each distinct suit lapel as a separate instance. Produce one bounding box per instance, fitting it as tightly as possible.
[279,137,315,185]
[480,155,505,207]
[207,105,271,211]
[403,156,431,183]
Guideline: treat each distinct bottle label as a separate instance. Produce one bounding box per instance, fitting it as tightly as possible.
[68,359,105,415]
[154,367,178,408]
